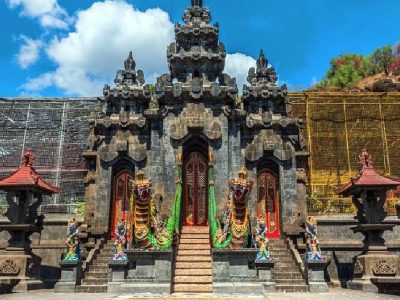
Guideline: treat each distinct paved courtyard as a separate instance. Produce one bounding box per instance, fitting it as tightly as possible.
[1,288,399,300]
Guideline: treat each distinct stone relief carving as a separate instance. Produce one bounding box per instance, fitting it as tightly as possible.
[353,260,364,275]
[372,260,397,276]
[170,103,222,141]
[245,129,294,162]
[0,260,20,275]
[97,135,147,163]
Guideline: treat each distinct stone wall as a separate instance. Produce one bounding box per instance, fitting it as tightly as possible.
[0,214,81,285]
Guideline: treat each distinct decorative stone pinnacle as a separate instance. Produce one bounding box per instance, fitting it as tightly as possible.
[238,167,248,179]
[358,148,373,170]
[124,51,136,71]
[22,149,35,167]
[257,50,268,69]
[191,0,203,7]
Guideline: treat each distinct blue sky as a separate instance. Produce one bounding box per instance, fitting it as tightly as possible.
[0,0,399,96]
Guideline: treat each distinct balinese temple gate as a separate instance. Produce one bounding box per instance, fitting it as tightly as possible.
[71,0,309,294]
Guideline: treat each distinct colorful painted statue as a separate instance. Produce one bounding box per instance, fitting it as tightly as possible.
[305,216,324,261]
[254,220,271,260]
[228,168,253,248]
[113,220,127,260]
[210,168,253,249]
[131,171,175,249]
[63,218,80,261]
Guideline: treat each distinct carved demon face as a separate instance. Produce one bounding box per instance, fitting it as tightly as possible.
[133,183,151,202]
[229,179,253,202]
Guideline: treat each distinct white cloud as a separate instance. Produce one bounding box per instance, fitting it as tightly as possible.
[23,0,175,96]
[225,53,256,90]
[21,0,257,96]
[16,36,42,69]
[7,0,70,29]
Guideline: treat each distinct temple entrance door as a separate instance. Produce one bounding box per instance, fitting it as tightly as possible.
[257,170,280,238]
[111,170,134,238]
[183,152,208,226]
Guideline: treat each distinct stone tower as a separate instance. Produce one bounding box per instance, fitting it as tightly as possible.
[82,0,307,240]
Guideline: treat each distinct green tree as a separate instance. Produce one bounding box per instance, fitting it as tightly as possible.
[371,45,395,76]
[320,54,363,88]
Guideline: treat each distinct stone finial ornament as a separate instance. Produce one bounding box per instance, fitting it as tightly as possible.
[191,0,202,7]
[64,218,80,261]
[305,216,324,261]
[22,149,35,167]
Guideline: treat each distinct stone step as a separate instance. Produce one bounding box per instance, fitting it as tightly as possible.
[173,276,212,284]
[276,284,308,293]
[179,238,210,244]
[82,278,108,285]
[180,233,210,239]
[175,262,212,269]
[177,249,210,256]
[95,257,112,263]
[178,243,211,250]
[181,227,210,234]
[90,263,108,267]
[276,278,305,284]
[174,269,212,276]
[85,272,109,279]
[76,285,107,293]
[173,284,213,293]
[176,255,211,262]
[275,269,302,275]
[87,266,109,272]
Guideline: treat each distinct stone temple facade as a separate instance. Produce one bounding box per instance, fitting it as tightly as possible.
[83,0,307,241]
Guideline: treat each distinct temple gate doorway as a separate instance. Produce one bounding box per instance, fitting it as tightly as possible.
[257,169,280,238]
[182,151,208,226]
[110,170,134,238]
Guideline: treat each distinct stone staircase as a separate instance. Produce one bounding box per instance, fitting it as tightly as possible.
[76,240,114,293]
[269,239,308,292]
[172,226,213,293]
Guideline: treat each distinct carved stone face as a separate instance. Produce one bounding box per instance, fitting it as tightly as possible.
[229,178,253,202]
[133,183,151,203]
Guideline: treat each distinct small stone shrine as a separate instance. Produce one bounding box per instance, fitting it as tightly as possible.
[338,149,400,293]
[0,149,60,292]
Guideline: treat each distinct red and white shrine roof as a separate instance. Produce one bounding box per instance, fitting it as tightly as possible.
[337,149,400,196]
[0,149,60,194]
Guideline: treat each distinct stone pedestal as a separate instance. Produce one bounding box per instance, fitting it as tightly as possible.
[349,252,399,293]
[54,261,82,293]
[255,259,276,293]
[348,223,400,292]
[0,249,43,292]
[306,259,329,293]
[107,249,172,295]
[212,249,263,295]
[109,260,128,282]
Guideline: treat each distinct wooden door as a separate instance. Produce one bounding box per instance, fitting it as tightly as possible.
[111,170,134,238]
[257,170,280,238]
[183,152,208,226]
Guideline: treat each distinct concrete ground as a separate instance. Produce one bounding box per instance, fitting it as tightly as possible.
[1,288,399,300]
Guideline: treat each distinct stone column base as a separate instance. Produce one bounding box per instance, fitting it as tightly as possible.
[309,282,329,293]
[0,278,43,292]
[348,278,378,293]
[54,282,78,293]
